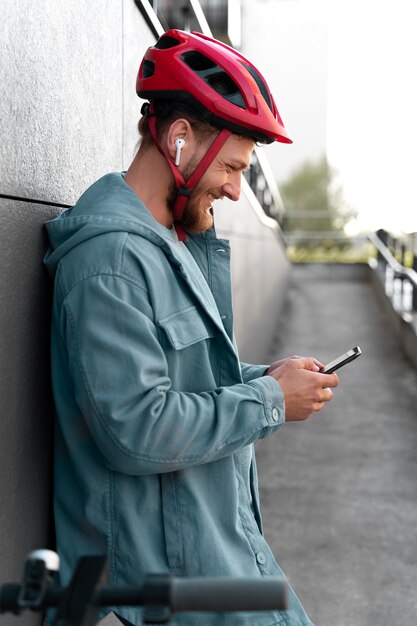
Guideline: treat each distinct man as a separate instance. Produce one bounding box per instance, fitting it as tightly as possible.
[44,30,338,626]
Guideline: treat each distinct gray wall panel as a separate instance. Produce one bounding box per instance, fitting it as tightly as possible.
[0,199,61,624]
[0,0,157,611]
[1,0,123,205]
[216,180,290,363]
[122,3,158,169]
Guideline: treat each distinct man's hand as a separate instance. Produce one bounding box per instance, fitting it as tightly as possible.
[267,355,323,375]
[267,357,339,422]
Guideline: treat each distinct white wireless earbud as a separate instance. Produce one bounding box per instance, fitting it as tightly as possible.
[175,138,186,166]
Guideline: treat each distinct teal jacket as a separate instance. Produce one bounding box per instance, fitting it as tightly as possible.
[44,173,312,626]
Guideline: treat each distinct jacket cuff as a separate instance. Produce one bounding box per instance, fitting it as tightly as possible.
[248,375,285,427]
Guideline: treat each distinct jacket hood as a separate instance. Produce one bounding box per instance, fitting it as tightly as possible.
[44,173,175,276]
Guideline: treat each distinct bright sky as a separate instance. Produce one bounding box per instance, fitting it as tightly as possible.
[243,0,417,235]
[327,0,417,234]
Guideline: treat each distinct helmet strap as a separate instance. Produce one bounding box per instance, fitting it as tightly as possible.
[146,107,231,241]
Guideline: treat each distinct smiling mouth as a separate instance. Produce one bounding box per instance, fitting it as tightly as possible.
[207,193,222,208]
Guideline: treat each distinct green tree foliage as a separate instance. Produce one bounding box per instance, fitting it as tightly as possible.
[280,155,354,236]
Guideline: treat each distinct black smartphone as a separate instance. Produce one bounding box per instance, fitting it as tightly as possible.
[322,346,362,374]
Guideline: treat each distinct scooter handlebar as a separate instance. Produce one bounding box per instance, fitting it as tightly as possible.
[170,577,288,612]
[1,576,288,614]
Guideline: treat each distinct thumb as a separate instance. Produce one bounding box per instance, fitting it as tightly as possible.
[299,357,321,372]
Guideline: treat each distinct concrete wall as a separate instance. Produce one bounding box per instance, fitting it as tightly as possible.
[216,179,290,363]
[1,3,155,623]
[0,200,58,626]
[0,2,290,619]
[1,0,155,202]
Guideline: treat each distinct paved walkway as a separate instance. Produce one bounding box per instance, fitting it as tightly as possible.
[256,263,417,626]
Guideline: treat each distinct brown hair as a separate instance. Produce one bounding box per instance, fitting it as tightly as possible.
[137,100,219,152]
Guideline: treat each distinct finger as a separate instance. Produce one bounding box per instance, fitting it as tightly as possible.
[318,372,339,387]
[313,358,325,369]
[297,357,321,372]
[322,388,334,402]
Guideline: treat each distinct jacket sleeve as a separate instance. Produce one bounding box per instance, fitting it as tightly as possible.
[240,362,270,382]
[61,273,285,475]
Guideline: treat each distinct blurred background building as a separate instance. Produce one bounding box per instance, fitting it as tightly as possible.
[242,0,328,189]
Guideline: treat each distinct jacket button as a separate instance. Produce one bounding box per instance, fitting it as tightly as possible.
[256,552,266,564]
[271,407,279,422]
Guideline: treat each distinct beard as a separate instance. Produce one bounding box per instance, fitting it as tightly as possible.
[167,178,216,235]
[181,188,215,234]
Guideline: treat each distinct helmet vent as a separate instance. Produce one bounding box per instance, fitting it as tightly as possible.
[242,63,272,112]
[155,35,181,50]
[181,50,246,108]
[207,73,245,108]
[142,60,155,78]
[181,51,217,72]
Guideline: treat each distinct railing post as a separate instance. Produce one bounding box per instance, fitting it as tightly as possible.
[376,229,388,287]
[376,229,386,265]
[413,253,417,312]
[393,234,399,261]
[400,242,406,266]
[399,242,407,307]
[377,228,387,244]
[386,231,392,254]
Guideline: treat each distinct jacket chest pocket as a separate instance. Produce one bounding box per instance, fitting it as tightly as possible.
[158,305,217,350]
[157,305,221,392]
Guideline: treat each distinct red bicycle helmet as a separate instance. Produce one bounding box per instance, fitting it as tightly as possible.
[137,29,292,145]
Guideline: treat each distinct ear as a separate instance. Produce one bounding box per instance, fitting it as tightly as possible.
[165,118,194,165]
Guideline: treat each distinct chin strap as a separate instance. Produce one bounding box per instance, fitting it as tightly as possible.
[147,108,231,241]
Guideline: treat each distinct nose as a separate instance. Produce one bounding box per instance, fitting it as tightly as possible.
[222,171,242,201]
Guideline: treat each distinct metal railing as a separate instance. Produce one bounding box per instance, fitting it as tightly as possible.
[369,229,417,314]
